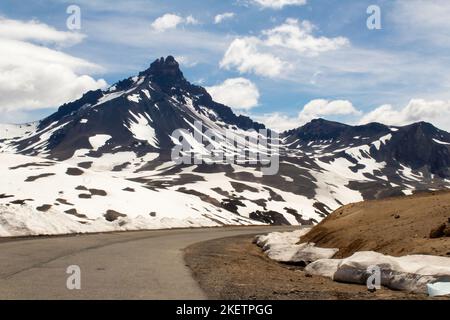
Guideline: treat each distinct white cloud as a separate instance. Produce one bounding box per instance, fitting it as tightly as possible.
[220,37,285,77]
[391,0,450,47]
[175,55,198,67]
[218,13,450,102]
[151,14,184,32]
[0,18,106,119]
[214,12,235,24]
[253,112,302,132]
[257,98,450,132]
[220,19,348,77]
[151,13,198,32]
[0,18,85,46]
[299,99,361,124]
[251,0,307,9]
[185,15,199,25]
[254,99,361,132]
[263,19,349,56]
[359,99,450,131]
[206,78,260,110]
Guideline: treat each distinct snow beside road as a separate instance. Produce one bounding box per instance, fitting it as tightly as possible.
[255,229,338,263]
[0,153,262,237]
[307,251,450,293]
[257,230,450,295]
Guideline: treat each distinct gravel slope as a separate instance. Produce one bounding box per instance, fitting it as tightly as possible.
[300,190,450,258]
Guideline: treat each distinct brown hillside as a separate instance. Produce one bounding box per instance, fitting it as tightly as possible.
[300,190,450,258]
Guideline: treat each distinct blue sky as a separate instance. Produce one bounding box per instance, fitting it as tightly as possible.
[1,0,450,131]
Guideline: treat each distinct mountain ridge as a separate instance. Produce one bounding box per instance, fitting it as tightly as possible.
[1,56,450,236]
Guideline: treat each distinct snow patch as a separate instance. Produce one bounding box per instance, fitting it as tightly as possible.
[126,111,159,148]
[255,229,338,263]
[306,251,450,293]
[142,89,151,99]
[433,138,450,145]
[88,134,111,151]
[127,94,141,103]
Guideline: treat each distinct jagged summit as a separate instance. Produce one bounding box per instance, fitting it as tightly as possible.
[146,56,183,76]
[139,56,186,89]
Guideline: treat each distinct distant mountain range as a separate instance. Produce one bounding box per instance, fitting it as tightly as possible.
[1,56,449,236]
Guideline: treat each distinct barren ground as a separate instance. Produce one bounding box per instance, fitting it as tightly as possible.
[185,234,433,300]
[300,190,450,258]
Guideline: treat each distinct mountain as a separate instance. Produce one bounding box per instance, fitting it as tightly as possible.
[1,56,450,236]
[9,56,264,161]
[283,118,450,178]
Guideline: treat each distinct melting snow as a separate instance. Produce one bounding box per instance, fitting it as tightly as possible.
[255,229,337,263]
[258,230,450,295]
[126,111,158,148]
[142,89,151,99]
[433,138,450,145]
[127,94,142,103]
[89,134,112,151]
[0,153,261,237]
[306,251,450,294]
[372,134,392,150]
[0,123,37,139]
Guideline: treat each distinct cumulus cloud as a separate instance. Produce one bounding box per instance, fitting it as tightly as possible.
[0,18,106,119]
[151,13,198,32]
[0,18,85,46]
[253,112,303,132]
[254,99,361,132]
[220,37,285,77]
[185,15,199,25]
[263,19,349,56]
[214,12,235,24]
[206,78,260,110]
[256,98,450,132]
[359,99,450,130]
[220,19,348,77]
[251,0,307,9]
[299,99,361,124]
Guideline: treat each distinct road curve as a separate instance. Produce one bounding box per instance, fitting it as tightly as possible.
[0,226,297,299]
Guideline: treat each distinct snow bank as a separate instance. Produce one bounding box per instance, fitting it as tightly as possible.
[0,153,263,237]
[427,282,450,297]
[255,229,338,264]
[0,204,234,237]
[306,251,450,293]
[257,230,450,295]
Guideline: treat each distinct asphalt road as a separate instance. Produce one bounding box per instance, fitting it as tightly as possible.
[0,226,297,299]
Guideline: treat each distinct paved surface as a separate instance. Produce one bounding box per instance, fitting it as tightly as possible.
[0,226,297,299]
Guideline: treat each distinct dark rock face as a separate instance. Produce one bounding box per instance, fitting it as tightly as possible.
[249,210,291,225]
[283,118,390,142]
[104,210,126,222]
[379,122,450,177]
[140,56,185,90]
[283,118,450,178]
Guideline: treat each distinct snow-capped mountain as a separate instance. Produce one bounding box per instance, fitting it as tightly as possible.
[1,56,450,236]
[6,56,264,160]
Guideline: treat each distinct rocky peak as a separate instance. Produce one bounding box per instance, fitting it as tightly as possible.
[140,56,185,89]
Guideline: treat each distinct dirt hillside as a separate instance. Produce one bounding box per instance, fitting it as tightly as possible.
[300,190,450,258]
